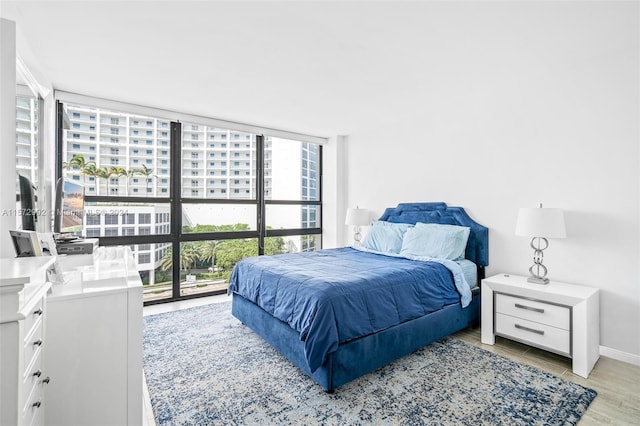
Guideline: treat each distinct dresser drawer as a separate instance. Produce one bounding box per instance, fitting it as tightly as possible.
[23,297,45,339]
[23,318,43,369]
[495,293,570,330]
[496,313,571,355]
[21,378,44,426]
[21,349,43,409]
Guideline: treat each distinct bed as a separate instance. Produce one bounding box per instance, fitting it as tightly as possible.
[229,202,489,392]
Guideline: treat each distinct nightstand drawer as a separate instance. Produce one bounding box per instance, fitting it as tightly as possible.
[496,313,571,355]
[495,293,570,330]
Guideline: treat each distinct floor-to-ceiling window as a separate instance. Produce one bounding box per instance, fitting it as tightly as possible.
[55,93,324,304]
[15,84,41,230]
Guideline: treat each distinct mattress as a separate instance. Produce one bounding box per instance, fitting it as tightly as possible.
[228,247,473,372]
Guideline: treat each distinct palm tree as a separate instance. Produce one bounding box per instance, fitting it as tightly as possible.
[180,243,200,273]
[159,246,174,272]
[81,162,98,190]
[68,153,87,170]
[95,166,112,194]
[110,166,127,195]
[63,153,89,180]
[159,243,200,275]
[126,169,137,196]
[197,240,220,271]
[104,166,123,194]
[136,164,155,194]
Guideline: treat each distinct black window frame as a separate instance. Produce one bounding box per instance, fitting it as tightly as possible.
[56,102,323,306]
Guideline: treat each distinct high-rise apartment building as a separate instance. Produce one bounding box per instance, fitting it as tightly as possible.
[301,143,319,251]
[16,91,38,185]
[13,97,320,301]
[63,104,272,199]
[61,104,319,291]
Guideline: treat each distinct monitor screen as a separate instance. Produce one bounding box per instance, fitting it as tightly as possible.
[54,179,85,235]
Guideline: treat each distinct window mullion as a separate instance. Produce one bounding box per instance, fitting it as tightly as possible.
[256,135,265,255]
[170,121,182,299]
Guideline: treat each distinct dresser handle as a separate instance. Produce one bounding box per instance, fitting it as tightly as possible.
[515,323,545,335]
[514,303,544,314]
[33,339,43,347]
[33,370,42,378]
[43,376,51,384]
[32,401,41,409]
[33,308,43,316]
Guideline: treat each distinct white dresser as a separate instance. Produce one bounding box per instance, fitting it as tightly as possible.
[44,246,143,426]
[0,257,55,426]
[481,273,600,378]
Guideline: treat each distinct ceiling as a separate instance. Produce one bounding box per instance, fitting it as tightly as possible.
[1,0,462,137]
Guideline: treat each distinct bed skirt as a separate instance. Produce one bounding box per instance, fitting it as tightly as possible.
[231,290,481,392]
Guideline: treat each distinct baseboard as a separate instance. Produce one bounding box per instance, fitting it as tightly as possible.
[600,345,640,367]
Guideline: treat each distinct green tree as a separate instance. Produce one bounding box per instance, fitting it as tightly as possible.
[215,239,258,272]
[197,240,221,269]
[159,243,200,274]
[81,162,98,188]
[135,164,155,193]
[159,224,286,278]
[63,153,98,188]
[159,247,174,272]
[67,153,87,171]
[94,166,111,194]
[126,169,137,195]
[110,166,127,195]
[264,236,286,255]
[180,243,200,272]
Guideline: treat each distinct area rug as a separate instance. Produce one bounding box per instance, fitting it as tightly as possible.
[143,302,597,425]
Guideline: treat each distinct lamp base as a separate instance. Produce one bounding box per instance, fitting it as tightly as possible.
[527,276,550,285]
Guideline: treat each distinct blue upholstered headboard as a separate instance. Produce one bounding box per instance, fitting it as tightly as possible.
[378,202,489,267]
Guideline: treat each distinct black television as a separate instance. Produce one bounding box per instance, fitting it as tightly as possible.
[54,178,85,236]
[17,174,37,231]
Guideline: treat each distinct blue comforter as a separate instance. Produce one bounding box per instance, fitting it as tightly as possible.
[228,247,470,372]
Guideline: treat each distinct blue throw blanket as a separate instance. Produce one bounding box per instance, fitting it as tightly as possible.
[228,247,470,372]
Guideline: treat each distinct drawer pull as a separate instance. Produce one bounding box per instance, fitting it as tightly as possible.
[33,339,43,347]
[33,308,43,316]
[43,376,51,384]
[515,303,544,314]
[32,401,41,409]
[33,370,42,378]
[515,323,545,335]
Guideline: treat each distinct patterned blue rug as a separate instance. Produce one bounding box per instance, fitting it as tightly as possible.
[143,301,596,425]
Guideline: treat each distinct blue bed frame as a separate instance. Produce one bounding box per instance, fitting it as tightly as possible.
[231,202,489,392]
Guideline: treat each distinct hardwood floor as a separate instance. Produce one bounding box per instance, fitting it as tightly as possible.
[453,327,640,425]
[143,296,640,425]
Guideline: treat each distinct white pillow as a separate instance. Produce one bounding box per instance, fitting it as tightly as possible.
[361,221,413,254]
[399,223,471,260]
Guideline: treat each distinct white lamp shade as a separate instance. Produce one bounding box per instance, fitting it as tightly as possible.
[515,207,566,238]
[345,208,369,226]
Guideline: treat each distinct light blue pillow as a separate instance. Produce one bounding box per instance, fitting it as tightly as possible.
[399,223,471,260]
[361,221,413,254]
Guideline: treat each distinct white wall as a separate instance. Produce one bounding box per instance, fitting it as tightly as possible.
[4,1,638,360]
[340,3,640,358]
[0,18,17,258]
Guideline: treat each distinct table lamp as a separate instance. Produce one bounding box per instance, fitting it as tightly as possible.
[515,203,566,284]
[345,207,369,245]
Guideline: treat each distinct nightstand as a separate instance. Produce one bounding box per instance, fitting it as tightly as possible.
[481,274,599,378]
